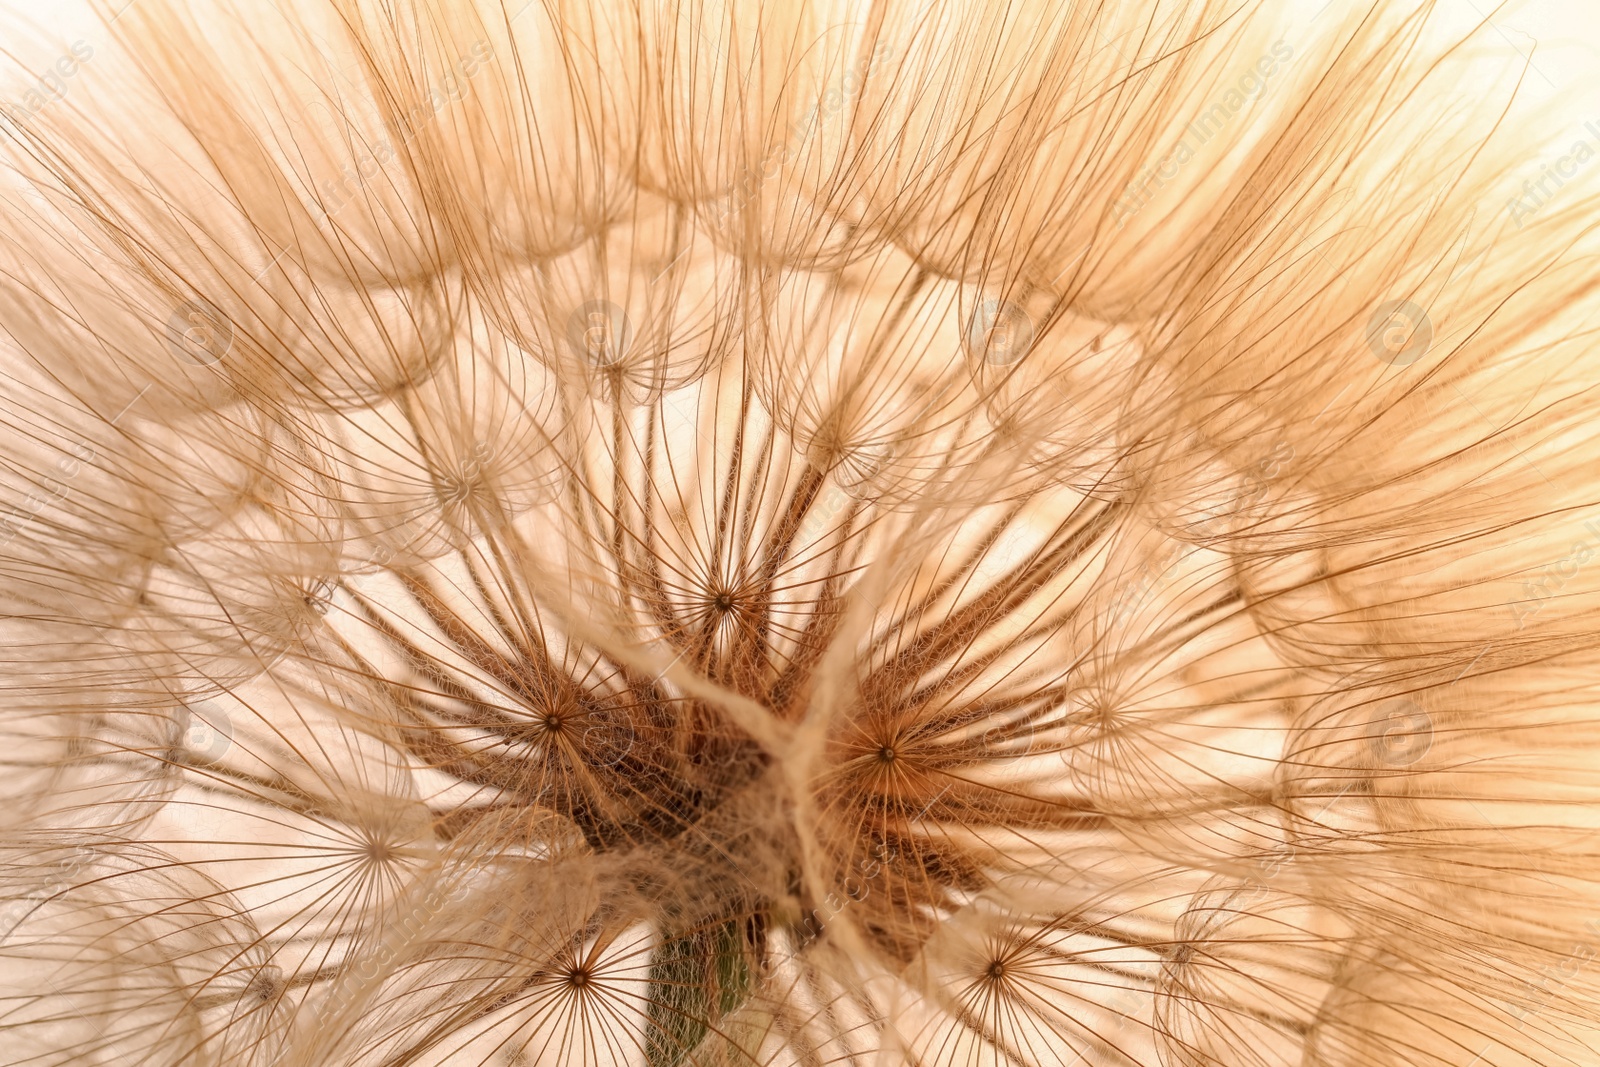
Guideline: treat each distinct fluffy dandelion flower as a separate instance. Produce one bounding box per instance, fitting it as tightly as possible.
[1,0,1599,1064]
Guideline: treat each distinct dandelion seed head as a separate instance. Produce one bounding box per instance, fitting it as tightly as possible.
[0,0,1598,1064]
